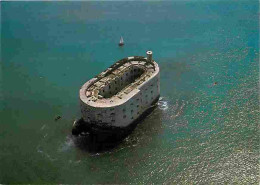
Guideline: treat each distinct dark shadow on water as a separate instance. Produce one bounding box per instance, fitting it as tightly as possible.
[72,103,159,153]
[72,127,137,153]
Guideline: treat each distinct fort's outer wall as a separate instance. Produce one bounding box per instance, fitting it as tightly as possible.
[80,72,160,128]
[80,71,160,128]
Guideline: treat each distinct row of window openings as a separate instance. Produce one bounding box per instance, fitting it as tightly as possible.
[89,112,140,122]
[123,113,139,120]
[93,88,156,101]
[103,79,135,92]
[122,96,156,110]
[99,75,157,93]
[106,70,142,89]
[102,88,154,95]
[97,89,155,105]
[102,81,151,95]
[96,107,138,117]
[92,99,151,115]
[88,99,154,122]
[90,91,154,116]
[94,105,142,117]
[101,75,155,93]
[89,90,156,121]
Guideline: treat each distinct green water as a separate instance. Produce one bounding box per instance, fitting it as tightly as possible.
[1,1,259,184]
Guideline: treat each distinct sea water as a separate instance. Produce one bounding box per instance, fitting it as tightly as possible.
[0,1,259,183]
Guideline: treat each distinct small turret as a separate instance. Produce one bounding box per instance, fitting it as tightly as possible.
[146,51,153,63]
[146,51,155,70]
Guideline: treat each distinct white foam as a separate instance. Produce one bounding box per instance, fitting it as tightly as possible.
[158,97,169,110]
[58,136,75,152]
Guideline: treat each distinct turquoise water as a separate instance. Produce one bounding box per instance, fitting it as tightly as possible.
[1,1,259,183]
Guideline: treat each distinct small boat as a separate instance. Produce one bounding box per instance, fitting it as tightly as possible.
[118,36,124,46]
